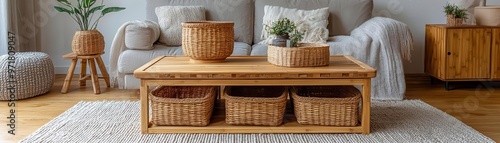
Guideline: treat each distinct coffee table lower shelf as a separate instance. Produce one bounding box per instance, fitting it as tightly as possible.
[146,101,365,134]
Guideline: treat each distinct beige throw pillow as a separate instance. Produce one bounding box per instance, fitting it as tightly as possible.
[155,6,205,46]
[260,6,329,44]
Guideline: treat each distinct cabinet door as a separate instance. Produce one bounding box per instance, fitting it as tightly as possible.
[492,28,500,79]
[446,28,491,79]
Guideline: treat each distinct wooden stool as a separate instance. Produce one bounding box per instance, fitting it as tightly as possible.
[61,53,110,94]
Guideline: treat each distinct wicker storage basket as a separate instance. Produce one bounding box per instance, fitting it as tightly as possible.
[182,21,234,63]
[291,86,361,126]
[224,86,287,126]
[72,30,105,55]
[267,43,330,67]
[149,86,216,126]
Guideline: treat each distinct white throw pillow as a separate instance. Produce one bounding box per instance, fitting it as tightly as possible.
[260,6,329,45]
[155,6,205,46]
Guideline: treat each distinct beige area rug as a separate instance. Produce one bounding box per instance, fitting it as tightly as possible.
[20,100,494,143]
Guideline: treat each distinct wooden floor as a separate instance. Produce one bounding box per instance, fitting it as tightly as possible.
[1,74,499,142]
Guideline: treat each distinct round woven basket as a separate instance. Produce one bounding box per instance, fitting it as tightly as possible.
[267,43,330,67]
[182,21,234,63]
[72,30,105,55]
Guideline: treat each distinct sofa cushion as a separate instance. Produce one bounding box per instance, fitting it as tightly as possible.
[260,6,329,44]
[250,44,268,56]
[156,6,206,46]
[146,0,254,45]
[254,0,373,44]
[124,23,159,50]
[118,42,252,73]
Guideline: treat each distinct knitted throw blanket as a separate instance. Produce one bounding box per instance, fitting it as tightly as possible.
[328,17,413,100]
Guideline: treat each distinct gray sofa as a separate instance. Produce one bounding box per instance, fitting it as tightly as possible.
[111,0,413,100]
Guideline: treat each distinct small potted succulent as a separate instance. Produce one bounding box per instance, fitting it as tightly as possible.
[54,0,125,55]
[444,3,467,26]
[264,18,304,47]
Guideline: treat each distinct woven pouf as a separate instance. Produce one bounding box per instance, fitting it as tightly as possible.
[0,52,55,100]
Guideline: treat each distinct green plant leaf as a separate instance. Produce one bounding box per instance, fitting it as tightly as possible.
[77,0,83,9]
[56,0,71,5]
[82,0,96,8]
[86,5,104,18]
[54,6,73,14]
[101,7,126,16]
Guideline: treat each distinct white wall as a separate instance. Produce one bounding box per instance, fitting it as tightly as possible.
[40,0,500,74]
[0,0,7,55]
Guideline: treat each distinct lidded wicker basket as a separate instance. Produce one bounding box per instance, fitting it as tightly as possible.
[291,86,361,126]
[182,21,234,63]
[149,86,216,126]
[224,86,287,126]
[71,30,105,55]
[267,43,330,67]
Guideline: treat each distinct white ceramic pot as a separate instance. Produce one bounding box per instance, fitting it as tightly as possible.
[474,6,500,26]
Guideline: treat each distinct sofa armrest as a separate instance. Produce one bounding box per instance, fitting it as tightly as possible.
[109,20,160,88]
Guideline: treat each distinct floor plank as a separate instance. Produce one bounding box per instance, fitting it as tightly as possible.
[0,74,499,142]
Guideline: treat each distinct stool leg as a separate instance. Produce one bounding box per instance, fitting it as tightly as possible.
[80,59,87,86]
[88,58,101,94]
[61,58,77,93]
[96,56,110,87]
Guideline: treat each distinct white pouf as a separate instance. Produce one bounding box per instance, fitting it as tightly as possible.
[0,52,54,100]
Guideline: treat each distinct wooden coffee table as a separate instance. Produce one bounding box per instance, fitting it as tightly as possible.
[134,56,376,134]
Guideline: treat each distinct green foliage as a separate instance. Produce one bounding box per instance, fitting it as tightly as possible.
[452,8,468,19]
[443,3,468,19]
[443,3,456,15]
[264,18,305,47]
[54,0,126,30]
[265,18,296,36]
[289,30,304,47]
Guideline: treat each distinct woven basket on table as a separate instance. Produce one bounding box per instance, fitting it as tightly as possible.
[149,86,216,126]
[267,43,330,67]
[182,21,234,62]
[224,86,287,126]
[291,86,361,126]
[71,30,105,55]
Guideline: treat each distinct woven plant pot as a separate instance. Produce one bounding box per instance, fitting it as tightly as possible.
[182,21,234,63]
[72,30,105,55]
[267,43,330,67]
[446,15,464,26]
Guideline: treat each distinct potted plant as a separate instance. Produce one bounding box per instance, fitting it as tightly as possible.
[444,3,467,26]
[54,0,125,55]
[264,18,296,47]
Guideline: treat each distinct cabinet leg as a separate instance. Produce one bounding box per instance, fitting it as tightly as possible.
[430,76,434,84]
[445,82,450,91]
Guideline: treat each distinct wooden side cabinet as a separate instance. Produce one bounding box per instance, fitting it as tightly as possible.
[425,24,500,90]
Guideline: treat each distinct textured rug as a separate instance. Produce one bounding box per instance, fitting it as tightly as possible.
[20,100,494,143]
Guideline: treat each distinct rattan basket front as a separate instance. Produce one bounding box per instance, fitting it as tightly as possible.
[149,86,216,126]
[224,86,287,126]
[182,21,234,62]
[267,43,330,67]
[291,86,361,126]
[71,30,105,55]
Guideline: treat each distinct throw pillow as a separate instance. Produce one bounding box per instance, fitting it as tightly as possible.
[260,6,329,45]
[155,6,205,46]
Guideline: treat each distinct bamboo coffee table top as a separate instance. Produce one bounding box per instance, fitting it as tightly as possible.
[134,55,376,79]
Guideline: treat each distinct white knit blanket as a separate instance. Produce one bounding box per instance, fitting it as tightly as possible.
[328,17,413,100]
[109,20,160,88]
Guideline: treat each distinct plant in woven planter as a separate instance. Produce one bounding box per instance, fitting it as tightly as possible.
[54,0,125,55]
[444,3,468,26]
